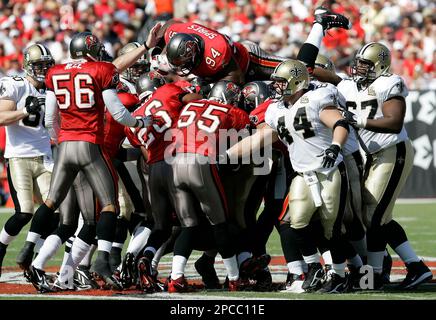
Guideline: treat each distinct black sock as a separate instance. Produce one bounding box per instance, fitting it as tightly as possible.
[291,225,318,257]
[173,226,197,258]
[4,212,32,236]
[278,223,303,263]
[383,220,408,249]
[114,217,129,244]
[96,211,117,243]
[30,204,56,238]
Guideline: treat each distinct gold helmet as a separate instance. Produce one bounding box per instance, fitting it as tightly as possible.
[118,42,150,84]
[270,59,309,97]
[23,44,55,83]
[351,42,391,85]
[315,54,336,73]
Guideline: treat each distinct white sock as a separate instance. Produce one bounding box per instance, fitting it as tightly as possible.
[287,260,305,275]
[394,241,420,264]
[26,231,40,244]
[348,254,363,268]
[35,237,45,253]
[61,237,75,266]
[0,229,16,245]
[170,255,187,280]
[80,244,97,267]
[58,238,90,284]
[237,251,252,267]
[112,242,124,249]
[127,226,151,257]
[367,251,385,274]
[305,23,325,48]
[350,236,368,259]
[303,253,321,264]
[32,235,62,270]
[322,251,333,265]
[223,255,239,281]
[152,242,168,273]
[332,263,346,277]
[97,239,112,253]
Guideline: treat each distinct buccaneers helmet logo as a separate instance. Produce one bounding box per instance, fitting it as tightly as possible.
[242,85,256,99]
[85,35,99,50]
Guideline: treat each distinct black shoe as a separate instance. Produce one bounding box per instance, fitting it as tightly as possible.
[253,268,273,292]
[318,273,348,293]
[302,263,324,291]
[281,272,305,293]
[93,252,123,291]
[119,252,136,289]
[398,260,433,290]
[239,254,271,280]
[322,264,332,284]
[137,256,156,293]
[16,241,35,271]
[314,6,352,31]
[194,255,221,289]
[25,266,53,293]
[74,265,100,290]
[382,253,392,284]
[0,243,7,278]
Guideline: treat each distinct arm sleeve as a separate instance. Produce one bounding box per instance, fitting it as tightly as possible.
[44,90,60,142]
[103,89,138,127]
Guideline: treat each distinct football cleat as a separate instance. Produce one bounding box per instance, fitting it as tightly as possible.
[317,273,348,294]
[25,266,53,293]
[93,256,123,291]
[51,277,76,292]
[167,275,190,293]
[302,263,324,292]
[16,241,35,271]
[281,272,305,293]
[253,268,273,292]
[314,6,352,31]
[119,252,136,289]
[74,265,100,290]
[194,255,221,289]
[227,277,251,292]
[0,243,6,277]
[382,252,393,284]
[239,254,271,280]
[137,256,156,293]
[398,260,433,290]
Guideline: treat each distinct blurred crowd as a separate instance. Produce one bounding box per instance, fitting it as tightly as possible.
[0,0,435,90]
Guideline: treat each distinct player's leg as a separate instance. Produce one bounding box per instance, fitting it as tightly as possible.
[0,158,34,276]
[318,163,349,293]
[17,144,78,271]
[80,142,121,289]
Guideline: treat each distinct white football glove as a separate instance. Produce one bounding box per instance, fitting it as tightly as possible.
[150,54,172,75]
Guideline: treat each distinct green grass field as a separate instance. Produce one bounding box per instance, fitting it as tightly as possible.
[0,203,435,300]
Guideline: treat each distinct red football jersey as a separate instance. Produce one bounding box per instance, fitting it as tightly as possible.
[46,61,119,144]
[103,92,139,159]
[249,99,288,154]
[124,83,187,164]
[164,22,249,81]
[175,99,250,156]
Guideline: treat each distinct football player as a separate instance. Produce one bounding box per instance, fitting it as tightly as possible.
[123,73,201,291]
[0,44,55,278]
[145,7,351,84]
[326,43,433,289]
[15,32,151,290]
[166,81,250,292]
[227,59,350,293]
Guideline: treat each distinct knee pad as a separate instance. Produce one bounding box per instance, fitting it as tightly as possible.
[4,212,33,236]
[55,224,77,243]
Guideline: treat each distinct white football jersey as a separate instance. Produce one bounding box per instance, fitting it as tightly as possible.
[337,74,408,154]
[0,76,51,158]
[265,82,343,174]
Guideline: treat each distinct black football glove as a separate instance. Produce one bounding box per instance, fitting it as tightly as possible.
[319,144,341,168]
[342,109,367,128]
[24,96,44,115]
